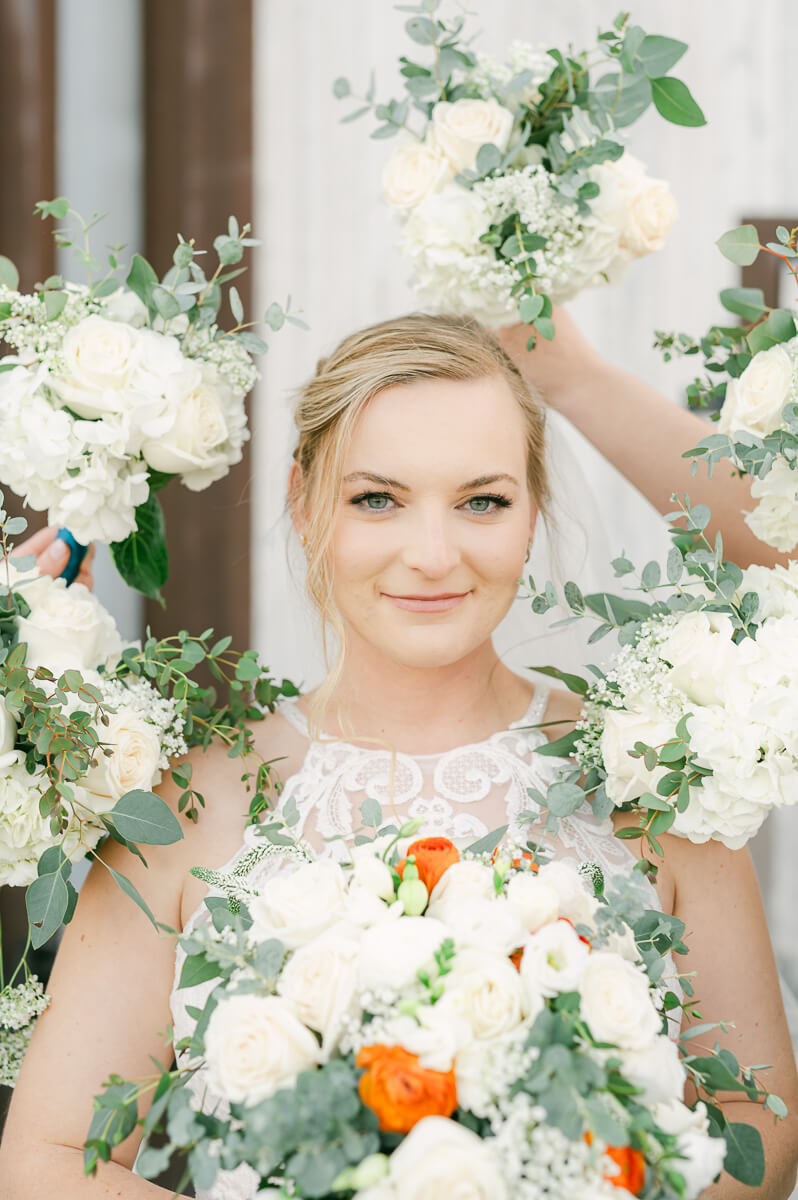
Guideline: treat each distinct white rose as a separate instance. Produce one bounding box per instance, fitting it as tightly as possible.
[620,1035,686,1105]
[718,344,794,437]
[141,362,237,490]
[276,925,359,1059]
[746,459,798,553]
[403,184,490,262]
[55,315,142,417]
[519,919,591,1001]
[384,1116,508,1200]
[16,579,123,674]
[83,711,162,807]
[439,948,528,1040]
[249,860,348,949]
[660,610,740,707]
[128,328,191,401]
[350,844,396,902]
[739,560,798,619]
[436,896,526,957]
[590,153,677,257]
[203,994,319,1105]
[579,952,660,1049]
[432,98,514,172]
[536,861,599,929]
[600,710,675,806]
[426,860,495,914]
[382,139,451,210]
[101,288,149,327]
[653,1101,726,1198]
[504,871,560,933]
[357,916,449,994]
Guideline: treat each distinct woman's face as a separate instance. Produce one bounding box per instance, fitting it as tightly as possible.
[328,374,537,670]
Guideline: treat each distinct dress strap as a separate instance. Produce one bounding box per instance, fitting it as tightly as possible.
[275,695,311,738]
[513,685,550,729]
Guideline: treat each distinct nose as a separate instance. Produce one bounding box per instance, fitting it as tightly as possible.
[399,506,461,579]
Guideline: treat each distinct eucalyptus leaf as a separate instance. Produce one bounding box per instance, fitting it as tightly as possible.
[0,255,20,290]
[747,308,796,354]
[106,790,184,846]
[636,35,687,77]
[716,225,760,267]
[650,76,706,126]
[723,1122,764,1186]
[719,286,766,321]
[26,869,69,948]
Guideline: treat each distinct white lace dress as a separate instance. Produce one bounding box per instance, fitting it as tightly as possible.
[169,690,681,1200]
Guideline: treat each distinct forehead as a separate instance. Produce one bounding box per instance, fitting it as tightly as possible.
[344,375,528,482]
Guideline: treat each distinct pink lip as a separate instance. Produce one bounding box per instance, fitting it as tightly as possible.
[383,592,469,613]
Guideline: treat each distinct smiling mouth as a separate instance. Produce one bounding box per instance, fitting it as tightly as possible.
[382,592,470,613]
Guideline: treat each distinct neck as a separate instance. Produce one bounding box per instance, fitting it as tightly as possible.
[312,631,533,754]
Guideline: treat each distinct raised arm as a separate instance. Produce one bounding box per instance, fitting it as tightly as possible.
[497,313,783,570]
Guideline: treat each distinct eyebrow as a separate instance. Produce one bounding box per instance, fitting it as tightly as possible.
[343,471,520,491]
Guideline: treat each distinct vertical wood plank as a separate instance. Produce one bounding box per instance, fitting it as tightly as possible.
[143,0,253,649]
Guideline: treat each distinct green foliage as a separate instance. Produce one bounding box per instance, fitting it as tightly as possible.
[716,223,761,266]
[110,492,169,602]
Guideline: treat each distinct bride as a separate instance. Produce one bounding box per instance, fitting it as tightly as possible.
[1,313,797,1198]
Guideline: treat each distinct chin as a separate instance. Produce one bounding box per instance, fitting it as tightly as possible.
[373,623,488,670]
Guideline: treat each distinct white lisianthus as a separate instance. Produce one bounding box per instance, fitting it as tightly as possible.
[439,948,526,1040]
[619,1035,686,1105]
[718,343,795,437]
[203,994,319,1106]
[15,578,124,675]
[276,925,360,1060]
[357,916,449,994]
[536,861,598,929]
[746,459,798,553]
[55,315,141,415]
[382,1115,508,1200]
[249,860,348,949]
[141,362,239,489]
[431,98,514,172]
[83,710,163,807]
[600,710,676,805]
[505,871,560,933]
[519,919,590,999]
[579,952,660,1050]
[382,138,451,209]
[350,843,396,902]
[653,1100,727,1197]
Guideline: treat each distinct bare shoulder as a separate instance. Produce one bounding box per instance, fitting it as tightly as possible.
[540,685,583,740]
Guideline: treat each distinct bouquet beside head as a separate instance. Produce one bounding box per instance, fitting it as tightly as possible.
[86,823,776,1196]
[0,199,304,599]
[336,4,704,339]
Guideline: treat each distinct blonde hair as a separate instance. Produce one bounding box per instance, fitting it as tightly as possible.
[290,312,549,732]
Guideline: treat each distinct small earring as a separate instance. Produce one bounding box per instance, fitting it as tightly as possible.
[525,539,532,563]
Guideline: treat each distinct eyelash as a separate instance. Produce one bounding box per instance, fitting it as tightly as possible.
[349,491,513,515]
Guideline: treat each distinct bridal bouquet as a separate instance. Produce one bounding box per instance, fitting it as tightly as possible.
[335,4,703,337]
[0,199,302,598]
[0,504,297,1084]
[86,829,773,1195]
[526,500,798,852]
[657,223,798,551]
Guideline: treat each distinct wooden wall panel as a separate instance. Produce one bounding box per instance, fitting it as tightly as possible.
[143,0,253,650]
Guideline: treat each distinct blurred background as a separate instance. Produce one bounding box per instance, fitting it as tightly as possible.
[0,0,797,1151]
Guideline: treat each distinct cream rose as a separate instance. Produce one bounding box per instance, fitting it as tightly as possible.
[84,711,162,807]
[357,916,449,994]
[427,859,495,913]
[431,98,514,172]
[600,710,675,806]
[276,925,359,1059]
[249,860,348,949]
[203,994,319,1105]
[579,952,660,1049]
[653,1101,727,1197]
[620,1035,686,1105]
[718,344,794,437]
[435,896,526,957]
[382,139,450,209]
[140,363,234,489]
[440,948,527,1039]
[55,315,142,417]
[746,459,798,553]
[590,153,677,258]
[16,579,123,675]
[660,610,739,707]
[384,1115,507,1200]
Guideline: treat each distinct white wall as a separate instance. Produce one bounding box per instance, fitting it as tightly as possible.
[252,0,798,991]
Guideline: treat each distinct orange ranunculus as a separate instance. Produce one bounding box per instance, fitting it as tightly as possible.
[585,1133,646,1194]
[510,947,524,971]
[396,837,460,893]
[356,1043,458,1133]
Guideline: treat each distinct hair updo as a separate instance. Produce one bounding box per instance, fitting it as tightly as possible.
[290,312,549,716]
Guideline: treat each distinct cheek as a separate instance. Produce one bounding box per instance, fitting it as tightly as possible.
[329,513,395,591]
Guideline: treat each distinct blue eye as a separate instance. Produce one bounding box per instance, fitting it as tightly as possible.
[351,492,394,511]
[468,497,493,513]
[366,495,390,510]
[465,495,512,514]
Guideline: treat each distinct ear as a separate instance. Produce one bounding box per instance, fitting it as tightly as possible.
[288,463,307,540]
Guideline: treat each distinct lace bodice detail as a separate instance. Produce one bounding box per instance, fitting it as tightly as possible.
[166,689,682,1200]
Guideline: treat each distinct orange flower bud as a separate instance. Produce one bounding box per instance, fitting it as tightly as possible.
[396,837,460,894]
[356,1044,458,1133]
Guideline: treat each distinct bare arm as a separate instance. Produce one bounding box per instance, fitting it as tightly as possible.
[666,837,798,1198]
[497,314,784,570]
